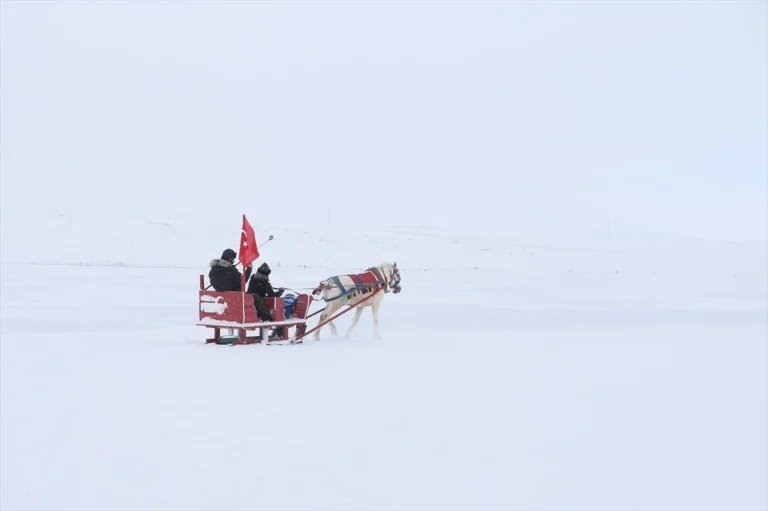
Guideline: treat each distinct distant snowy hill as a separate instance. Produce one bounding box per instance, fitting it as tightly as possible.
[2,213,766,280]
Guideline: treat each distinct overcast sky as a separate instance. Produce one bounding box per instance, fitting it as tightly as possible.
[1,0,766,240]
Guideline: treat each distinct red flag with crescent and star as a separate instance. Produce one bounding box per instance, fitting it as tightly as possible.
[239,214,259,268]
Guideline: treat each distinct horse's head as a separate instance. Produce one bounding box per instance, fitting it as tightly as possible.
[382,261,401,294]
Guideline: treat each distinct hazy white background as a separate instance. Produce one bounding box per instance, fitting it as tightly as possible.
[2,0,766,240]
[2,3,767,509]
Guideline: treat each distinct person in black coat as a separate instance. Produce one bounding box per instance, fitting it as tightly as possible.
[247,262,285,336]
[247,262,284,298]
[209,249,274,322]
[208,249,252,291]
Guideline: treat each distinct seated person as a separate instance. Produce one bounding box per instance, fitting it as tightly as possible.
[248,262,298,317]
[247,262,284,297]
[248,262,285,337]
[209,249,252,291]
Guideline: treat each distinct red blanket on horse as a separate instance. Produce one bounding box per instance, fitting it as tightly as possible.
[345,271,380,296]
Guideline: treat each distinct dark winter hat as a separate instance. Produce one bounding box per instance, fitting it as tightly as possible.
[221,248,236,263]
[257,262,271,275]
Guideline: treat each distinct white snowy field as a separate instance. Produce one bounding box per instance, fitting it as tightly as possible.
[1,220,767,510]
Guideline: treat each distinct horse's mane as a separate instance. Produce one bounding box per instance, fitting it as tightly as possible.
[367,262,394,272]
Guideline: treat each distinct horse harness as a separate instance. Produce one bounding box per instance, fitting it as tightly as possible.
[314,266,401,303]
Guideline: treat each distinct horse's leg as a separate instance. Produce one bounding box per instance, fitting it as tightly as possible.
[314,300,340,340]
[328,306,341,337]
[372,297,382,340]
[345,307,363,339]
[312,308,326,340]
[329,316,339,337]
[327,301,340,337]
[313,303,333,340]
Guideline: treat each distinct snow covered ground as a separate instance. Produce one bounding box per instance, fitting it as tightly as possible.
[1,216,766,510]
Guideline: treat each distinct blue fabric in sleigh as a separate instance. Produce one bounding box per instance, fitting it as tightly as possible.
[283,294,298,318]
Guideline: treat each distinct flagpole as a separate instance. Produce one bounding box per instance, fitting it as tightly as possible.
[237,215,275,328]
[241,272,246,325]
[241,214,248,326]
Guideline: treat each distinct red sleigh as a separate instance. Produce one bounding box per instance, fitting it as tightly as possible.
[197,275,313,345]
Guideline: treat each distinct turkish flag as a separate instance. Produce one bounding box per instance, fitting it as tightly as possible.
[239,214,259,267]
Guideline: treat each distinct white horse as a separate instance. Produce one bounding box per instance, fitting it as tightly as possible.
[311,262,402,340]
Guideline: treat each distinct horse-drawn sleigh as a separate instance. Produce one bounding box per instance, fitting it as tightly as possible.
[197,262,402,346]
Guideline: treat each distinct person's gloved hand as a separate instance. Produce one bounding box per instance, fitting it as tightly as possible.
[278,287,285,294]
